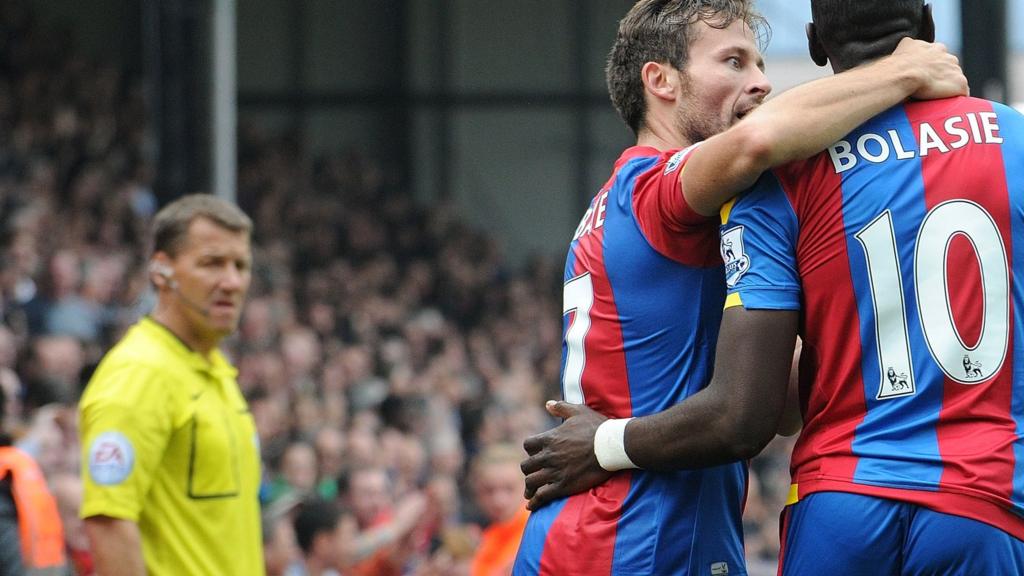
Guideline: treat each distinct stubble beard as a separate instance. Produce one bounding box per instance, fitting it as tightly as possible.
[674,71,729,146]
[675,97,728,146]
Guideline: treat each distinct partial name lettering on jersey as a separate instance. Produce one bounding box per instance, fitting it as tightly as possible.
[828,112,1003,174]
[573,189,610,241]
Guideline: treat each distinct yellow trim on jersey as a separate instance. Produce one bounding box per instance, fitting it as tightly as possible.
[720,198,737,225]
[786,483,800,506]
[724,292,744,310]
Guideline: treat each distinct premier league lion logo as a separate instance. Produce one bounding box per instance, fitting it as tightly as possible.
[721,226,750,289]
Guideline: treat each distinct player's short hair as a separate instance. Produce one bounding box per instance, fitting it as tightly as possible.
[293,498,342,555]
[151,194,252,257]
[811,0,927,70]
[607,0,768,135]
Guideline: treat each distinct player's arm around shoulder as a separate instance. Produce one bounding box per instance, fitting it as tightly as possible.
[682,38,968,217]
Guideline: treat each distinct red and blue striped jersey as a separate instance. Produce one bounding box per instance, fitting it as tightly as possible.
[514,146,748,576]
[722,97,1024,540]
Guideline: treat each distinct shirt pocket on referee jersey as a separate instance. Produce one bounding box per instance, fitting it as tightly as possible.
[187,406,241,499]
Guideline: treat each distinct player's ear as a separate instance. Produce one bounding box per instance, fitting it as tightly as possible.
[806,23,828,67]
[919,3,936,43]
[641,61,678,103]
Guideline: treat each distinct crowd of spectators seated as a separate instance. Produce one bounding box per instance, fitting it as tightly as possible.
[0,2,794,574]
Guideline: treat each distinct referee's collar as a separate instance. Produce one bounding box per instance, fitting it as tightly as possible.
[138,316,237,378]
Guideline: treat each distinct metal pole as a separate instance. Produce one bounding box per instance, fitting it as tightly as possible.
[211,0,237,202]
[142,0,163,196]
[436,0,451,201]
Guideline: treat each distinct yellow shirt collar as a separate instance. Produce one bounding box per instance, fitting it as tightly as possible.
[137,317,238,379]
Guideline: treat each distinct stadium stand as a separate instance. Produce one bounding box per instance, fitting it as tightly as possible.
[0,4,793,574]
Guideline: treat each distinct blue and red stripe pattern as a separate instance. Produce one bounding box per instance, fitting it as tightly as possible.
[999,101,1024,513]
[724,97,1024,541]
[514,146,748,576]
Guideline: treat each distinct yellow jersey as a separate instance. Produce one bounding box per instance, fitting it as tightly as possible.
[80,317,263,576]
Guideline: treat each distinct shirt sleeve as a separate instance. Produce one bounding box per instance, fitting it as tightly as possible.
[631,144,722,267]
[80,363,175,522]
[720,170,802,311]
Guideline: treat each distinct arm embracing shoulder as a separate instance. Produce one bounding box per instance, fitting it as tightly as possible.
[681,38,967,216]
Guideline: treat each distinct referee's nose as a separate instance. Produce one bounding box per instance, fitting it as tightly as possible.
[218,262,248,294]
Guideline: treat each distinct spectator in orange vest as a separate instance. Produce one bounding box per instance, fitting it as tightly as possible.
[470,444,528,576]
[0,388,67,574]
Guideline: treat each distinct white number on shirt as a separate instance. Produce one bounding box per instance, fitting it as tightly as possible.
[563,273,594,404]
[856,200,1009,400]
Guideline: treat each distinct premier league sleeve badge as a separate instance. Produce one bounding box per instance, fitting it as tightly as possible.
[721,226,750,289]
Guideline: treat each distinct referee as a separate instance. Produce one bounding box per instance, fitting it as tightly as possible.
[79,195,262,575]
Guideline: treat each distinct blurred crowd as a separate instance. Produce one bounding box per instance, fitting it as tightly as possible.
[0,2,793,575]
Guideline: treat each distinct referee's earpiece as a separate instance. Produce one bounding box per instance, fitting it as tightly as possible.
[150,261,208,317]
[150,262,176,288]
[149,260,209,317]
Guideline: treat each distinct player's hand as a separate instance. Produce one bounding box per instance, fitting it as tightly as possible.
[893,37,969,100]
[521,400,613,511]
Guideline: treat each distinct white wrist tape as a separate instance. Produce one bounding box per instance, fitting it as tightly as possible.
[594,418,639,471]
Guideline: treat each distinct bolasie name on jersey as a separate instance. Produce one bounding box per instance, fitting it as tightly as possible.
[828,112,1003,174]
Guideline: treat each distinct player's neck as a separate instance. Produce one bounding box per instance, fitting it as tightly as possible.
[636,131,692,152]
[636,116,692,151]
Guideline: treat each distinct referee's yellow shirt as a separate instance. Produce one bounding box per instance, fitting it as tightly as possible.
[80,317,264,576]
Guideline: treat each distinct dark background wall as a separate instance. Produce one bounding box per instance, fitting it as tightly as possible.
[32,0,1009,265]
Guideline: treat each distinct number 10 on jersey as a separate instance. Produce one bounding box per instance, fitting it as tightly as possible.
[855,200,1009,400]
